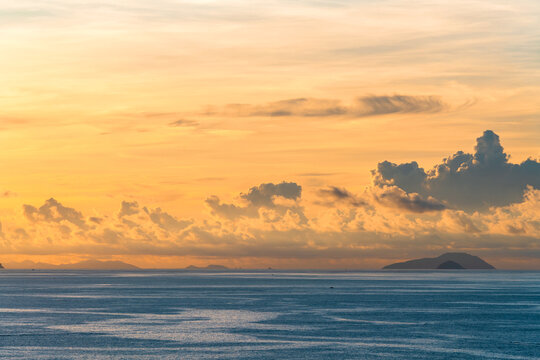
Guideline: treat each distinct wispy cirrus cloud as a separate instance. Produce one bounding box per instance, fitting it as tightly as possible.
[168,119,199,127]
[202,95,446,118]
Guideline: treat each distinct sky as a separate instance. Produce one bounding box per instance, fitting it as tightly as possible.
[0,0,539,269]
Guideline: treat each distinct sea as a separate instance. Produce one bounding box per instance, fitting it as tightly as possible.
[0,270,538,359]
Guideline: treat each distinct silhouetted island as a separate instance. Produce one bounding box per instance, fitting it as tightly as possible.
[0,263,4,269]
[185,264,229,270]
[437,260,465,269]
[383,253,495,270]
[56,260,140,270]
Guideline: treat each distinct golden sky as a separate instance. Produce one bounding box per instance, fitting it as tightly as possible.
[0,0,539,269]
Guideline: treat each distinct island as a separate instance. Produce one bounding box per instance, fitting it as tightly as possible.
[185,264,229,270]
[437,260,465,269]
[383,252,495,270]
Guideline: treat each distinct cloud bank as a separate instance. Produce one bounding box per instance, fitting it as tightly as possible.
[1,131,538,268]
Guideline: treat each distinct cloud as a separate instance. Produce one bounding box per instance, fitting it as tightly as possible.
[143,207,192,232]
[317,186,367,207]
[206,182,302,219]
[205,196,257,219]
[169,119,199,127]
[90,228,122,244]
[443,211,482,233]
[358,95,444,116]
[23,198,88,229]
[372,186,447,213]
[2,185,539,268]
[206,182,305,222]
[89,217,103,224]
[13,228,30,240]
[373,130,540,211]
[206,98,346,117]
[297,172,338,177]
[316,185,445,213]
[118,201,139,218]
[240,182,302,206]
[204,95,445,118]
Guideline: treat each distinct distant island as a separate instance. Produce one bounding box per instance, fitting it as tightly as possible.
[383,253,495,270]
[5,259,139,270]
[0,263,3,269]
[185,264,229,270]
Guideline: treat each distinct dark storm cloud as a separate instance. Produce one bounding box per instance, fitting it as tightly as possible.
[373,130,540,211]
[204,95,445,118]
[23,198,88,229]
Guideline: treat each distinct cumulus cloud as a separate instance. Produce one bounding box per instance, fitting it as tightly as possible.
[23,198,88,229]
[442,211,482,233]
[13,228,30,240]
[206,182,304,220]
[205,196,257,219]
[143,207,192,232]
[118,201,139,218]
[1,185,538,268]
[204,95,445,118]
[92,228,123,244]
[241,182,302,206]
[13,198,194,252]
[373,130,540,211]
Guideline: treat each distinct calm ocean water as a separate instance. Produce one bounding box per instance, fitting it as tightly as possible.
[0,270,538,359]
